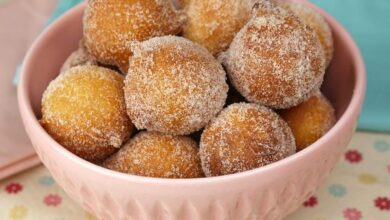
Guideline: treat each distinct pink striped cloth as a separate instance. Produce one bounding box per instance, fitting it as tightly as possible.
[0,0,57,179]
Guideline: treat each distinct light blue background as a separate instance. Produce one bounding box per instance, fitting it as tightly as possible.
[311,0,390,132]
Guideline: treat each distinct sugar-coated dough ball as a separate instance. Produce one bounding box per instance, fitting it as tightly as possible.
[60,39,97,73]
[278,1,333,66]
[125,36,228,135]
[220,1,326,109]
[83,0,186,73]
[103,132,204,178]
[41,66,134,162]
[279,92,336,150]
[181,0,255,56]
[200,103,296,176]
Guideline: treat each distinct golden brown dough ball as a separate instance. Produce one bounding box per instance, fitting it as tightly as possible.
[279,92,336,151]
[181,0,255,56]
[200,103,296,177]
[220,1,326,109]
[277,0,333,66]
[83,0,186,73]
[60,39,97,73]
[41,66,134,162]
[103,132,204,178]
[125,36,228,135]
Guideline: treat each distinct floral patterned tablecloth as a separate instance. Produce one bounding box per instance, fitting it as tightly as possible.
[1,131,389,220]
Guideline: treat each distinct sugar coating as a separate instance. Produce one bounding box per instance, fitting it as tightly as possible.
[279,91,336,150]
[103,132,204,178]
[181,0,257,56]
[83,0,186,73]
[277,0,333,67]
[200,103,296,177]
[60,39,97,73]
[220,0,326,109]
[40,65,134,162]
[125,36,228,135]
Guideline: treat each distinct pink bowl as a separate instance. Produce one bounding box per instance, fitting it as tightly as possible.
[18,1,365,220]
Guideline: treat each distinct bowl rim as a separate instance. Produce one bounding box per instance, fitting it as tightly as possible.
[18,1,366,185]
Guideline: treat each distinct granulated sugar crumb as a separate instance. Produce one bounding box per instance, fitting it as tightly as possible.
[276,0,333,66]
[200,103,296,176]
[125,36,228,135]
[181,0,257,56]
[83,0,186,72]
[221,0,325,109]
[103,132,204,178]
[41,65,133,162]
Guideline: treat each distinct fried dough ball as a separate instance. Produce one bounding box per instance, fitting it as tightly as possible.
[83,0,186,73]
[41,66,134,162]
[125,36,228,135]
[181,0,255,56]
[277,1,333,66]
[279,92,336,151]
[200,103,296,176]
[220,1,326,109]
[103,132,204,178]
[60,39,97,73]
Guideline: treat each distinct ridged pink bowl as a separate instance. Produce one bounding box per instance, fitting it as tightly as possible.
[18,1,365,219]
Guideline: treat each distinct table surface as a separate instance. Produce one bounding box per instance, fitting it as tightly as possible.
[1,131,389,220]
